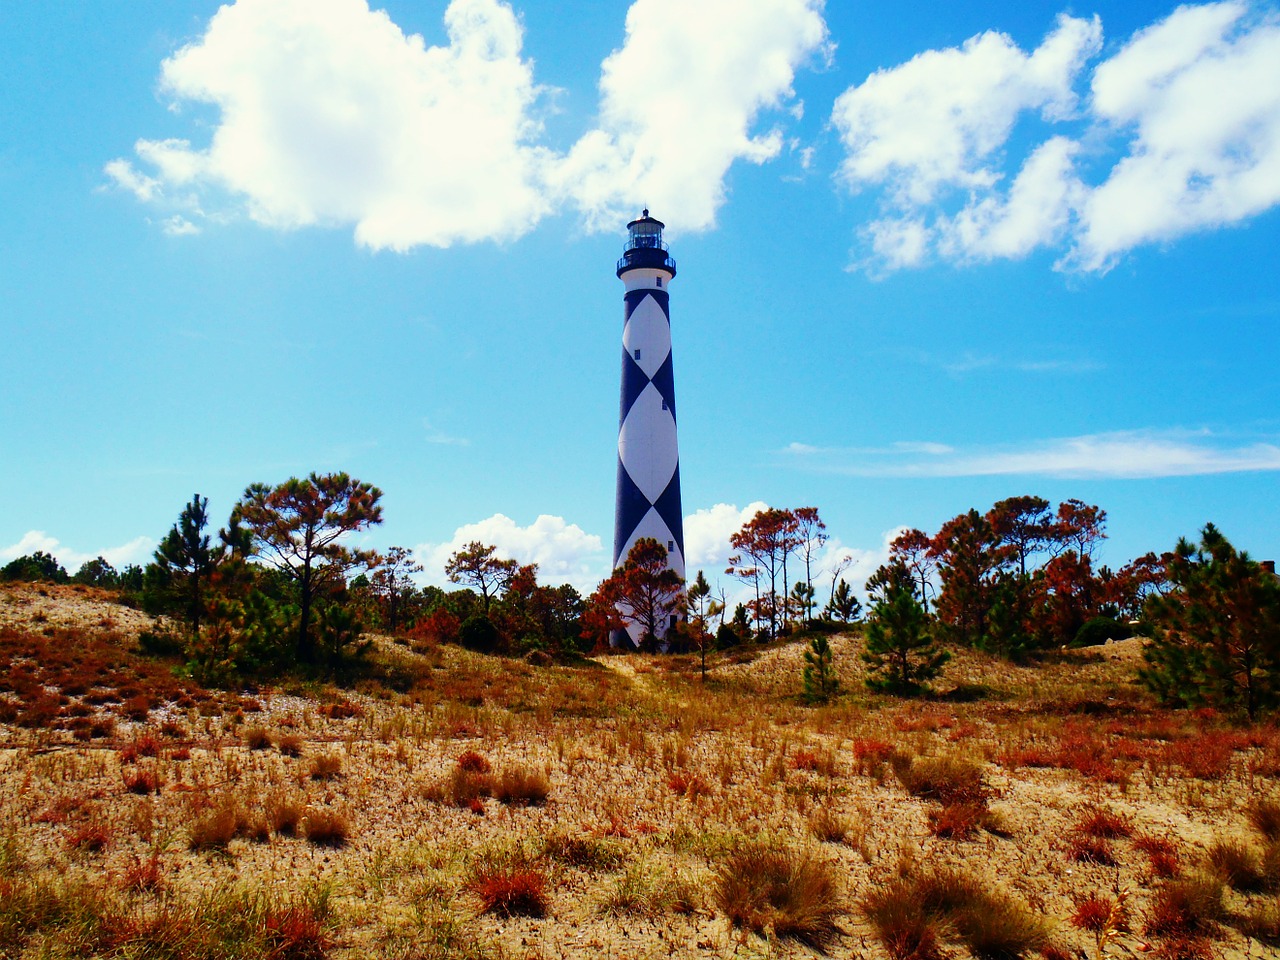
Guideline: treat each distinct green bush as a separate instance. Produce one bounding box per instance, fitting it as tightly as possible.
[459,614,500,654]
[1073,617,1132,648]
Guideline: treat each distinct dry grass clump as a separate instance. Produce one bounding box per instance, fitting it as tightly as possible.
[121,766,161,795]
[456,750,491,773]
[1143,874,1225,939]
[1135,835,1183,878]
[493,765,550,806]
[309,753,343,781]
[470,862,550,918]
[862,866,1048,960]
[1204,836,1278,891]
[599,859,699,917]
[66,823,111,854]
[1248,797,1280,842]
[266,793,306,838]
[0,871,334,960]
[890,752,989,807]
[713,841,842,947]
[1076,808,1132,839]
[187,796,270,850]
[851,737,896,777]
[808,805,854,844]
[121,854,165,893]
[1237,895,1280,945]
[303,809,350,848]
[542,833,627,871]
[277,733,303,757]
[425,760,549,809]
[1070,891,1130,959]
[243,726,273,750]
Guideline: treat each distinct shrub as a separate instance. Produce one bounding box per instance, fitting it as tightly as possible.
[1073,617,1132,648]
[802,634,839,703]
[471,865,549,917]
[713,842,842,947]
[458,614,500,654]
[277,734,303,757]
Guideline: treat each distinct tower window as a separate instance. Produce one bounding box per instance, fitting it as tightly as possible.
[668,540,674,550]
[656,277,662,287]
[633,348,641,360]
[661,400,667,410]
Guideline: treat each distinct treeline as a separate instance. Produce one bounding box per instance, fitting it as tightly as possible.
[860,498,1280,718]
[2,473,587,682]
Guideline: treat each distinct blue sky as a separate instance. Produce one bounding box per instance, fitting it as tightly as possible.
[1,0,1278,597]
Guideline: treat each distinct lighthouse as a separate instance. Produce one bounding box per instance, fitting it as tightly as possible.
[613,210,684,645]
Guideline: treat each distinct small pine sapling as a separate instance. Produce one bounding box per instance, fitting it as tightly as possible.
[862,562,948,695]
[802,634,839,702]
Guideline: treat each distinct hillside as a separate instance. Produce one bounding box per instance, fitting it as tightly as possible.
[1,581,1278,959]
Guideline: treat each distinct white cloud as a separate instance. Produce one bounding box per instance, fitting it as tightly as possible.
[782,429,1280,479]
[161,215,200,236]
[1068,2,1280,271]
[420,513,606,592]
[1,531,155,573]
[553,0,829,233]
[682,500,770,571]
[107,0,550,250]
[938,135,1085,261]
[835,2,1280,274]
[109,0,831,246]
[833,14,1100,205]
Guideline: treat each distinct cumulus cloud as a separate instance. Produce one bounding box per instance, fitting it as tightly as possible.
[553,0,830,232]
[682,501,770,571]
[834,1,1280,274]
[420,513,605,592]
[0,531,155,573]
[1069,1,1280,271]
[107,0,550,250]
[782,429,1280,479]
[107,0,830,245]
[833,14,1100,205]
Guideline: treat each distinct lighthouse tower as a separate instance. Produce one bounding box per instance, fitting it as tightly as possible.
[613,210,684,645]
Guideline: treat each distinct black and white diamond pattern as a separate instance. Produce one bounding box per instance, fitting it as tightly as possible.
[614,287,685,580]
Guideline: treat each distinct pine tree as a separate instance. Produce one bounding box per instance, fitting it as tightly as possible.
[824,578,862,623]
[153,494,215,641]
[862,562,948,695]
[802,634,839,702]
[1139,524,1280,719]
